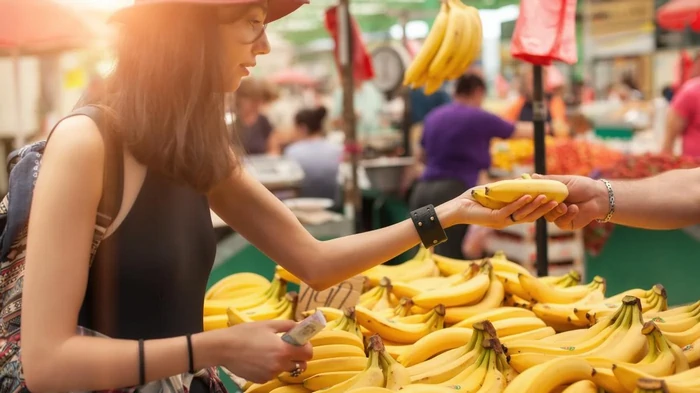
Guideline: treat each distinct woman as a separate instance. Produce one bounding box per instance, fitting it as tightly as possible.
[410,73,536,259]
[20,1,558,392]
[284,107,342,201]
[235,77,279,155]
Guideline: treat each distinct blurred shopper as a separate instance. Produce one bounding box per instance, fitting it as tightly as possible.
[284,107,342,201]
[235,77,279,155]
[409,73,536,258]
[502,64,567,132]
[663,54,700,158]
[19,2,555,392]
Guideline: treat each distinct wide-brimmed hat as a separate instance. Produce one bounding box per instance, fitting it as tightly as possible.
[111,0,308,24]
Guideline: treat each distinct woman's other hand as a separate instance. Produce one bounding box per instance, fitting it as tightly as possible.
[213,319,313,383]
[454,189,561,229]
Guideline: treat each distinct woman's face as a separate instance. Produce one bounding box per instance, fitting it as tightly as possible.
[218,4,271,92]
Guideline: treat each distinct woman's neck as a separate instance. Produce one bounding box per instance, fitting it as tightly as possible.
[454,96,481,107]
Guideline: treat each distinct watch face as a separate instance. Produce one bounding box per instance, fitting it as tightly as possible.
[371,46,406,94]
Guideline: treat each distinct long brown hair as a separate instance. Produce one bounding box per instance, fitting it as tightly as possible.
[88,4,241,192]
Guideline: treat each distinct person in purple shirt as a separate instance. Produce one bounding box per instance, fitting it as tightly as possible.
[409,73,534,258]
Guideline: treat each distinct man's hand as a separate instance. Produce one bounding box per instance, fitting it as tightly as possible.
[532,174,610,230]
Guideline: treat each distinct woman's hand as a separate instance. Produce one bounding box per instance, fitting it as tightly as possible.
[214,320,313,383]
[452,189,562,229]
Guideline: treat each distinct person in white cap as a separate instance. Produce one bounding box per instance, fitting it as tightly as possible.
[19,1,559,392]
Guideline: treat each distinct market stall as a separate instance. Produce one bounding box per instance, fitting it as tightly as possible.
[206,246,700,393]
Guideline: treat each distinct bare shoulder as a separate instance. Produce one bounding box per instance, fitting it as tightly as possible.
[39,115,106,195]
[44,115,106,167]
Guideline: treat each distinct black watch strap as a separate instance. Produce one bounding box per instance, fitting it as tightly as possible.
[410,204,448,248]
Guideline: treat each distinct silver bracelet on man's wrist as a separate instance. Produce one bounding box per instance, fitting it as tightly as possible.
[596,179,615,223]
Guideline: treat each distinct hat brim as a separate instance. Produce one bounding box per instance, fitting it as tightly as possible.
[110,0,308,24]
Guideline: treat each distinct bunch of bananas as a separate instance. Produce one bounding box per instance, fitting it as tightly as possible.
[203,275,292,331]
[246,313,412,393]
[403,0,483,95]
[471,174,570,210]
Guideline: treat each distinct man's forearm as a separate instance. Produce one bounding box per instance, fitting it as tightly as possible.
[604,168,700,229]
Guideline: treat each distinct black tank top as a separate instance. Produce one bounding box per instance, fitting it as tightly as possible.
[78,168,217,340]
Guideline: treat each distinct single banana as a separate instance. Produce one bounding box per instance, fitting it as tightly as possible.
[411,263,490,308]
[269,385,309,393]
[483,179,569,204]
[206,272,271,300]
[406,327,484,377]
[203,314,228,331]
[310,330,365,350]
[312,344,367,361]
[305,307,344,323]
[302,371,360,391]
[500,326,556,346]
[491,316,547,337]
[348,388,395,393]
[397,327,473,366]
[561,380,598,393]
[403,2,449,87]
[518,274,606,304]
[495,271,534,301]
[447,3,482,80]
[277,356,368,384]
[452,306,535,328]
[502,357,594,393]
[444,279,505,324]
[354,305,444,344]
[439,3,471,79]
[471,187,509,210]
[245,379,286,393]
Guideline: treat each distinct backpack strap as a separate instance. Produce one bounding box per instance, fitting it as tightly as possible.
[47,105,124,262]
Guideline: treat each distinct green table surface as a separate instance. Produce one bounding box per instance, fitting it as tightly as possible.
[586,225,700,307]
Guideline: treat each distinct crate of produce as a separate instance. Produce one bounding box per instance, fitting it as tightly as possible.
[497,222,576,239]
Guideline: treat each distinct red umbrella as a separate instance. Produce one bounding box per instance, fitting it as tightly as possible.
[269,69,318,86]
[0,0,95,55]
[657,0,700,32]
[0,0,96,147]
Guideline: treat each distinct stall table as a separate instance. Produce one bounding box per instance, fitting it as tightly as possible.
[586,225,700,307]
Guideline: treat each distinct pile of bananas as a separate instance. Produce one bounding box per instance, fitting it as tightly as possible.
[246,310,411,393]
[471,174,569,210]
[206,247,700,392]
[403,0,483,95]
[202,273,294,331]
